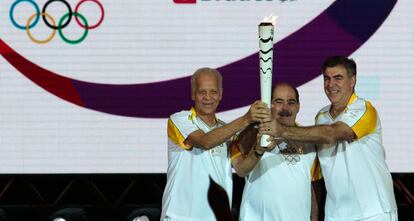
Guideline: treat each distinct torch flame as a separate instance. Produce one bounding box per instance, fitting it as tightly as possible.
[261,15,278,26]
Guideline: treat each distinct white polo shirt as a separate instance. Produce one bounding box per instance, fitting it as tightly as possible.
[161,108,233,221]
[315,93,397,221]
[232,138,321,221]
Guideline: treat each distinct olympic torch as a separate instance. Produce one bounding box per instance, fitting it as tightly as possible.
[259,15,277,147]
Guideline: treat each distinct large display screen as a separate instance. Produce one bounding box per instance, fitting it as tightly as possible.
[1,0,412,173]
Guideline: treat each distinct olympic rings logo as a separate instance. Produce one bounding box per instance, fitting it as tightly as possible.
[9,0,105,44]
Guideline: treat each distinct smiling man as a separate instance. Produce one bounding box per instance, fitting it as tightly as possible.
[260,56,398,221]
[231,83,322,221]
[161,67,269,221]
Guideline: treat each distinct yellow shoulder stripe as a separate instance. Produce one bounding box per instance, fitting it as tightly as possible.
[311,158,322,181]
[352,101,377,139]
[167,118,192,150]
[230,141,243,160]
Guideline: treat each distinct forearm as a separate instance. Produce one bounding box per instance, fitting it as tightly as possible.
[198,115,250,149]
[232,148,262,177]
[280,125,336,144]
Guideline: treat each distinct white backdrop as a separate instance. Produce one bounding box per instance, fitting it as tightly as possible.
[0,0,413,173]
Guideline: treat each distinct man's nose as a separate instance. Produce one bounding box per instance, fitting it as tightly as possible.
[328,79,335,88]
[204,92,212,100]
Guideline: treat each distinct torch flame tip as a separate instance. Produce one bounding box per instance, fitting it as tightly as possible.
[261,15,278,27]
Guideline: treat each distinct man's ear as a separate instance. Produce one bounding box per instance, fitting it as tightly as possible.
[351,75,356,88]
[218,88,223,101]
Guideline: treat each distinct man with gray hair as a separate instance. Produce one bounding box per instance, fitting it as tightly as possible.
[161,67,269,221]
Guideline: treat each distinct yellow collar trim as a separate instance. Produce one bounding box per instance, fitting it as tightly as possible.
[189,107,197,120]
[347,93,358,105]
[189,107,219,124]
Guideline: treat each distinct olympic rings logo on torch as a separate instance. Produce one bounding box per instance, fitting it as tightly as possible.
[9,0,105,45]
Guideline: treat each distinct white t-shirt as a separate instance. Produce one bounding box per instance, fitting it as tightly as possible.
[161,108,233,221]
[316,93,397,221]
[235,140,321,221]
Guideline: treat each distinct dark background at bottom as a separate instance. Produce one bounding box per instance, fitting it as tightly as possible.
[0,173,412,221]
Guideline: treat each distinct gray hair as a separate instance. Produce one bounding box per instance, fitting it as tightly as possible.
[191,67,223,93]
